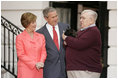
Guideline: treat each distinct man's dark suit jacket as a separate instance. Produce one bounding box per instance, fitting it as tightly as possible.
[36,22,69,78]
[65,26,102,73]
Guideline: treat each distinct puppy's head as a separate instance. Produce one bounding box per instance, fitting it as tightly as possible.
[64,28,77,37]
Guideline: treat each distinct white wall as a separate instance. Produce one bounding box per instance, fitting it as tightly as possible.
[1,1,49,30]
[107,1,117,78]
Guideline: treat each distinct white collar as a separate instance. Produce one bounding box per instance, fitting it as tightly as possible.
[80,24,96,31]
[46,23,58,29]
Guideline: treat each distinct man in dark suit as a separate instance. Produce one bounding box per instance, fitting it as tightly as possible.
[36,7,69,78]
[62,10,102,78]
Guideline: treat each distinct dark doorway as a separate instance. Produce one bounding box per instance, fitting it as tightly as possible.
[50,1,108,78]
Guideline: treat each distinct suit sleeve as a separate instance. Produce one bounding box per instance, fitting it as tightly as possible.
[65,30,99,50]
[16,35,36,69]
[39,35,47,63]
[65,24,70,31]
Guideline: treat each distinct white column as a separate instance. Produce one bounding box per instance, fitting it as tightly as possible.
[107,1,117,78]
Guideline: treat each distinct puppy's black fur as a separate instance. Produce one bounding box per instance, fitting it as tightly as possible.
[64,28,77,37]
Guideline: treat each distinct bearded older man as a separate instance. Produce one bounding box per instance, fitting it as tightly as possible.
[62,10,102,78]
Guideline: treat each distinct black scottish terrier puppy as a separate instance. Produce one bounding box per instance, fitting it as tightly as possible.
[64,28,77,37]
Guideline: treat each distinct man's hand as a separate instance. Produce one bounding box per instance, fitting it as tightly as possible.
[62,32,67,40]
[62,33,67,45]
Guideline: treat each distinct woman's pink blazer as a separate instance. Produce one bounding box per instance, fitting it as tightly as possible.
[16,30,47,78]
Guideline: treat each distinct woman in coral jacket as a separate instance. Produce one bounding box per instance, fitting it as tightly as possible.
[16,12,47,78]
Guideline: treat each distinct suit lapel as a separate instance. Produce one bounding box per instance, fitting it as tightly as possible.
[58,23,63,40]
[43,25,59,52]
[58,23,63,52]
